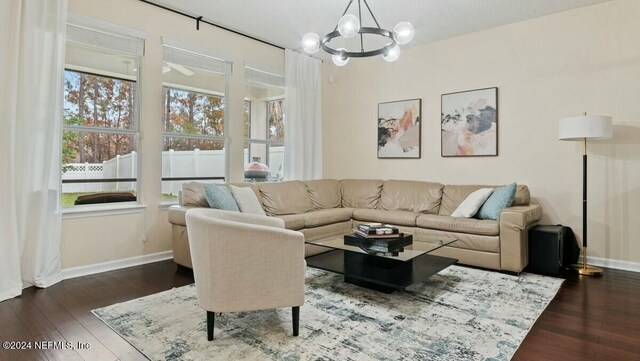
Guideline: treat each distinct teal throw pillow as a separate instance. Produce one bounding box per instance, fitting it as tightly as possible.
[475,183,517,220]
[203,184,240,212]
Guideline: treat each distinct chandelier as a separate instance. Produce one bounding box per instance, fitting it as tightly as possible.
[301,0,414,66]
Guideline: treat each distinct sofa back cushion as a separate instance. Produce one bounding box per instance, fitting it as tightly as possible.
[379,180,443,214]
[304,179,341,209]
[512,185,530,206]
[228,182,260,195]
[181,181,209,207]
[340,179,383,208]
[439,184,530,216]
[258,181,313,215]
[181,182,259,208]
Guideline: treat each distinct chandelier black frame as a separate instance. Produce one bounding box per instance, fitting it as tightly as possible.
[320,0,397,59]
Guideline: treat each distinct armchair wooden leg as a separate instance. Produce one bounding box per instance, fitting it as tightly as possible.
[207,311,215,341]
[292,306,299,336]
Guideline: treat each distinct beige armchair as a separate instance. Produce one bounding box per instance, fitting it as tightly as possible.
[185,208,306,340]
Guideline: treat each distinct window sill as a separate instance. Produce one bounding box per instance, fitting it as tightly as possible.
[62,203,147,219]
[159,201,179,210]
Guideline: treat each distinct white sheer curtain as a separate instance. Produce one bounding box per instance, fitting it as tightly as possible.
[284,49,322,180]
[0,0,67,302]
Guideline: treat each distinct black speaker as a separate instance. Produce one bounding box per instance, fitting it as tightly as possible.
[527,225,564,276]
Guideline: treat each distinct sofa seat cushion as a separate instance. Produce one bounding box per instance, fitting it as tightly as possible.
[301,220,353,242]
[416,214,499,236]
[276,214,306,230]
[304,208,353,228]
[415,228,500,254]
[352,208,419,227]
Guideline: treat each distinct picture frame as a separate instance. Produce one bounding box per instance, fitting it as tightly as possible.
[441,87,498,157]
[377,98,422,159]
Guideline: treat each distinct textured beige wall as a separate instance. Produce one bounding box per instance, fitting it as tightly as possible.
[62,0,283,269]
[322,0,640,263]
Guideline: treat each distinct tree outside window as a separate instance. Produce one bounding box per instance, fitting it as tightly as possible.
[162,87,224,151]
[268,99,284,142]
[61,69,139,206]
[63,70,136,164]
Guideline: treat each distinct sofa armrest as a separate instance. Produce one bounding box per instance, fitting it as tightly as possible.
[499,204,542,273]
[168,207,285,269]
[169,206,284,229]
[190,208,285,229]
[168,205,192,226]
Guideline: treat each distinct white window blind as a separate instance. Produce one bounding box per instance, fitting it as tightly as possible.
[245,66,284,88]
[66,13,145,56]
[162,38,232,75]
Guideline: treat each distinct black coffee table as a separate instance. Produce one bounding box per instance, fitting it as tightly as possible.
[306,234,458,293]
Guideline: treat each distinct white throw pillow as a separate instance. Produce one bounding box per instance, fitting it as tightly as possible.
[229,185,266,215]
[451,188,494,218]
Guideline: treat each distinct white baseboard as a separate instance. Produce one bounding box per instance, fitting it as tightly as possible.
[61,250,174,280]
[579,255,640,273]
[58,251,638,281]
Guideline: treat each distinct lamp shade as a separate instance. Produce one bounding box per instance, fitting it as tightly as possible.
[558,115,613,141]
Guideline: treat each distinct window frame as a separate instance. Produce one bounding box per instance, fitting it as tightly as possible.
[246,97,285,174]
[159,39,233,204]
[61,63,142,208]
[160,81,229,203]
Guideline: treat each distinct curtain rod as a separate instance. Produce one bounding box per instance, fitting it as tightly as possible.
[138,0,286,51]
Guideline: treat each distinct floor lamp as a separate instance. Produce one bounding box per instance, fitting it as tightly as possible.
[558,113,612,276]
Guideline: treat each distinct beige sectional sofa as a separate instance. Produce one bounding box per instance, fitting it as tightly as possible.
[168,179,542,273]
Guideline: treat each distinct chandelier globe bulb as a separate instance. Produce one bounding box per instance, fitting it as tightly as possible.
[337,14,360,38]
[332,48,350,66]
[383,44,401,62]
[302,32,320,54]
[393,22,414,45]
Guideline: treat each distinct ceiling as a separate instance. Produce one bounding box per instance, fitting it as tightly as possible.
[145,0,611,58]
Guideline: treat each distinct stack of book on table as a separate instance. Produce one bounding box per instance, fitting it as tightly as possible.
[344,223,413,253]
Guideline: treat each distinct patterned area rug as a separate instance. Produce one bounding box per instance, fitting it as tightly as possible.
[93,266,562,361]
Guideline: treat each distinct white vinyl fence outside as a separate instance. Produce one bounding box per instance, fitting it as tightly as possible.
[62,147,284,195]
[62,163,107,193]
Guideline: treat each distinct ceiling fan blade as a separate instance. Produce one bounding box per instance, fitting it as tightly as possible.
[166,62,194,76]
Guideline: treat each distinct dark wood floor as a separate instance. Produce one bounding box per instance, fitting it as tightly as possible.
[1,261,639,361]
[514,267,640,361]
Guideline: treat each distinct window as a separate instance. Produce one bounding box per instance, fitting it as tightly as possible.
[61,20,143,207]
[244,65,285,182]
[161,39,232,202]
[267,99,285,142]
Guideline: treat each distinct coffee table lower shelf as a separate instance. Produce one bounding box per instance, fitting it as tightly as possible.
[306,249,457,293]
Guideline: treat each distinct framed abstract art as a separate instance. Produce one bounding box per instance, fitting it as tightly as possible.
[441,87,498,157]
[377,98,422,159]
